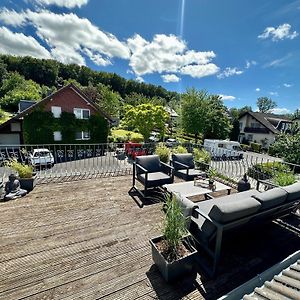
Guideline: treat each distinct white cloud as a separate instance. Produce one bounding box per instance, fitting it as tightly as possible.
[135,76,144,83]
[258,23,298,41]
[161,74,180,83]
[0,8,26,26]
[283,83,292,88]
[219,94,236,101]
[128,33,219,78]
[217,67,243,79]
[269,91,278,96]
[33,0,89,8]
[0,26,51,59]
[270,108,290,114]
[263,54,292,68]
[0,9,130,66]
[246,60,257,69]
[255,88,260,92]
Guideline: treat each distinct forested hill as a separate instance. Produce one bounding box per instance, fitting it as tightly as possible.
[0,54,178,104]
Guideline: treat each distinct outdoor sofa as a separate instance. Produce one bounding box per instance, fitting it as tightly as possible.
[171,153,206,181]
[175,182,300,277]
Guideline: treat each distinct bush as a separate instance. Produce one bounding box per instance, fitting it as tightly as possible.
[111,129,144,143]
[6,159,33,178]
[155,143,170,163]
[273,172,296,187]
[172,145,188,154]
[247,162,291,180]
[240,144,250,151]
[193,148,211,164]
[250,142,261,153]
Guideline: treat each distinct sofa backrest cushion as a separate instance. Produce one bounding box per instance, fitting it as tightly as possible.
[280,182,300,202]
[136,155,161,174]
[209,197,261,224]
[174,193,198,217]
[252,188,287,210]
[172,153,194,169]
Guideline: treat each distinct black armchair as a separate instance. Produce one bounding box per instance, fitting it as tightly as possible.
[131,155,174,198]
[171,153,206,181]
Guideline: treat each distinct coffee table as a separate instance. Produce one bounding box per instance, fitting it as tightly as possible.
[163,180,231,199]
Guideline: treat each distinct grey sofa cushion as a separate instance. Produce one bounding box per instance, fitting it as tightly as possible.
[136,155,161,174]
[177,169,206,177]
[208,197,261,224]
[190,215,216,242]
[173,193,198,218]
[280,182,300,202]
[137,172,172,187]
[172,153,195,170]
[252,188,287,210]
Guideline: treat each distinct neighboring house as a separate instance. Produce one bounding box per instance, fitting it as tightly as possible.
[0,83,112,145]
[238,111,292,148]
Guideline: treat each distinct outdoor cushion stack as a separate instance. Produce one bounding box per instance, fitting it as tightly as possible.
[175,182,300,243]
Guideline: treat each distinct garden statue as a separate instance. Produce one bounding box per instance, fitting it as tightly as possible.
[4,174,27,200]
[237,174,251,192]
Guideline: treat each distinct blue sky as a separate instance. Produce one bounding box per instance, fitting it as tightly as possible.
[0,0,299,113]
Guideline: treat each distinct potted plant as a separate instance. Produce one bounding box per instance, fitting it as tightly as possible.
[207,168,217,189]
[150,194,197,282]
[6,159,36,192]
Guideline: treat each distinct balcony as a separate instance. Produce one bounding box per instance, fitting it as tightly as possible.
[244,127,269,133]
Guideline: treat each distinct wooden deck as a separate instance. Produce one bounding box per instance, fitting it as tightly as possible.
[0,176,299,300]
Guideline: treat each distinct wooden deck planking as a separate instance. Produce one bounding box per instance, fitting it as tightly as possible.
[0,175,299,300]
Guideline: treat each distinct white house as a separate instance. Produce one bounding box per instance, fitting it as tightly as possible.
[238,111,292,148]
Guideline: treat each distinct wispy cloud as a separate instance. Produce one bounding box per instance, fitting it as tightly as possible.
[219,94,236,101]
[161,74,180,83]
[217,67,243,79]
[263,53,292,68]
[258,23,298,41]
[270,107,290,114]
[269,91,278,96]
[245,60,257,69]
[255,88,260,92]
[283,83,292,88]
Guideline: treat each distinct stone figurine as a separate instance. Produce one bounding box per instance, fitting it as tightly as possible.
[237,174,251,192]
[4,174,27,200]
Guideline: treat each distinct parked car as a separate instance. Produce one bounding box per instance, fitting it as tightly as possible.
[203,139,244,160]
[165,138,179,147]
[124,142,147,160]
[149,132,160,142]
[29,148,54,168]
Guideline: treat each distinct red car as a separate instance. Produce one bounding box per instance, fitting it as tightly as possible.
[125,142,147,160]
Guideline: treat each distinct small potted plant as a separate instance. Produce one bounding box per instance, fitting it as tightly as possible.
[208,168,217,189]
[150,194,197,282]
[6,159,36,192]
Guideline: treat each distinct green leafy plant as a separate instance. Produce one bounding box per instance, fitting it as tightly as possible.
[248,162,291,180]
[172,145,188,154]
[162,194,188,262]
[250,142,262,153]
[111,129,144,143]
[273,172,296,187]
[193,148,211,164]
[6,159,33,179]
[155,143,170,163]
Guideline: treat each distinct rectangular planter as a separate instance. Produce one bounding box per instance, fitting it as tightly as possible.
[19,175,37,192]
[150,235,197,282]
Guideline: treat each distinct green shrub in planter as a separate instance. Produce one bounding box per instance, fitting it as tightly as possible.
[248,162,291,180]
[193,148,211,163]
[273,172,296,187]
[172,145,188,154]
[250,142,261,153]
[155,143,170,163]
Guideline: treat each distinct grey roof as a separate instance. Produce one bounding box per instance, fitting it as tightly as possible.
[240,111,292,134]
[244,259,300,299]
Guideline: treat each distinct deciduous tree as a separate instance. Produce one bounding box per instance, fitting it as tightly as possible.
[257,97,277,113]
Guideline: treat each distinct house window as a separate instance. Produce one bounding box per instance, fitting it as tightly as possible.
[53,131,62,141]
[74,108,90,119]
[76,131,90,140]
[51,106,61,118]
[250,122,260,128]
[247,134,253,141]
[11,122,21,132]
[239,122,243,130]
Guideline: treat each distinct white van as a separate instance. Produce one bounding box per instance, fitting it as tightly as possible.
[203,139,244,160]
[29,148,55,168]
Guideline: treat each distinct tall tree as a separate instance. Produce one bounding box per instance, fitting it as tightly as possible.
[122,104,169,141]
[257,97,277,113]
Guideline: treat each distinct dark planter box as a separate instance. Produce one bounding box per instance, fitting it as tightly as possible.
[150,235,197,282]
[19,175,37,192]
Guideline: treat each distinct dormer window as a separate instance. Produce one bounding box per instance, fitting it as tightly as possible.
[74,108,90,119]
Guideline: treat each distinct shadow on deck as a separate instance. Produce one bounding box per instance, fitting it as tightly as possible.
[0,175,299,300]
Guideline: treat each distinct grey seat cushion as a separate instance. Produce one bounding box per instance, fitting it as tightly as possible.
[190,215,216,242]
[172,153,195,170]
[173,194,198,218]
[177,169,206,177]
[280,182,300,202]
[137,172,172,187]
[252,188,287,210]
[136,155,161,174]
[208,197,261,224]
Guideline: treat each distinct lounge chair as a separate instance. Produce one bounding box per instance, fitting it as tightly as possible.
[175,183,300,277]
[130,155,174,199]
[171,153,206,181]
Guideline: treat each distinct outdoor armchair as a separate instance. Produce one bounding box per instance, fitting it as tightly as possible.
[131,155,174,198]
[171,153,206,181]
